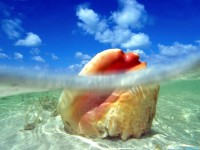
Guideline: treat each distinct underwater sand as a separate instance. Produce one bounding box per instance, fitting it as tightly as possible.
[0,84,49,98]
[0,79,200,150]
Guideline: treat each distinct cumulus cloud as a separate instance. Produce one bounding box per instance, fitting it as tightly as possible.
[158,42,199,56]
[75,51,92,65]
[1,19,23,39]
[142,41,200,66]
[15,32,41,47]
[51,54,59,60]
[45,53,59,60]
[0,52,9,59]
[33,65,41,70]
[76,0,150,49]
[68,64,82,70]
[67,63,83,74]
[30,48,40,55]
[121,33,150,48]
[0,48,9,59]
[32,56,45,62]
[14,52,23,60]
[1,16,42,47]
[75,51,91,60]
[112,0,147,29]
[195,40,200,45]
[126,48,146,56]
[67,51,92,73]
[76,8,107,34]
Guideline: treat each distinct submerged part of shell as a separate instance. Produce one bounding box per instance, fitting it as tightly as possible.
[57,49,159,140]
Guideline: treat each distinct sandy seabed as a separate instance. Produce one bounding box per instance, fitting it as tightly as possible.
[0,80,200,150]
[0,84,50,98]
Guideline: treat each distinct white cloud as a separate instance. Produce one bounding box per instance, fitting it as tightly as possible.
[76,7,107,34]
[33,65,50,72]
[15,32,41,47]
[30,48,40,55]
[95,28,150,49]
[34,66,41,70]
[81,60,89,65]
[67,51,92,73]
[14,52,23,60]
[75,51,91,60]
[125,48,147,60]
[1,19,23,39]
[76,51,91,65]
[126,48,146,55]
[95,28,131,45]
[0,52,9,59]
[195,40,200,45]
[75,51,91,65]
[67,64,82,73]
[112,0,147,29]
[45,53,59,60]
[32,56,45,62]
[51,54,59,60]
[68,64,82,70]
[76,0,150,49]
[121,33,150,48]
[133,49,146,55]
[158,42,199,56]
[141,41,200,66]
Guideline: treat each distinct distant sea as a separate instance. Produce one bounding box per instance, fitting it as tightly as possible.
[0,78,199,150]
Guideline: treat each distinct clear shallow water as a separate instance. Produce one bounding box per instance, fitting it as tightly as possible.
[0,79,200,150]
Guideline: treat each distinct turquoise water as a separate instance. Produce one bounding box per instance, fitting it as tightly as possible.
[0,79,199,150]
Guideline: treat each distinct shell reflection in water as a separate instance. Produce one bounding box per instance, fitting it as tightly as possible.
[57,49,159,140]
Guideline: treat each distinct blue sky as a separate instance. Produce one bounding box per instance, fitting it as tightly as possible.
[0,0,200,73]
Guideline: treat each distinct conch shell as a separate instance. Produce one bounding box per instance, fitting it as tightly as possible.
[57,49,159,140]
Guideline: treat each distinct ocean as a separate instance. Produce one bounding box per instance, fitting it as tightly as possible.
[0,77,199,150]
